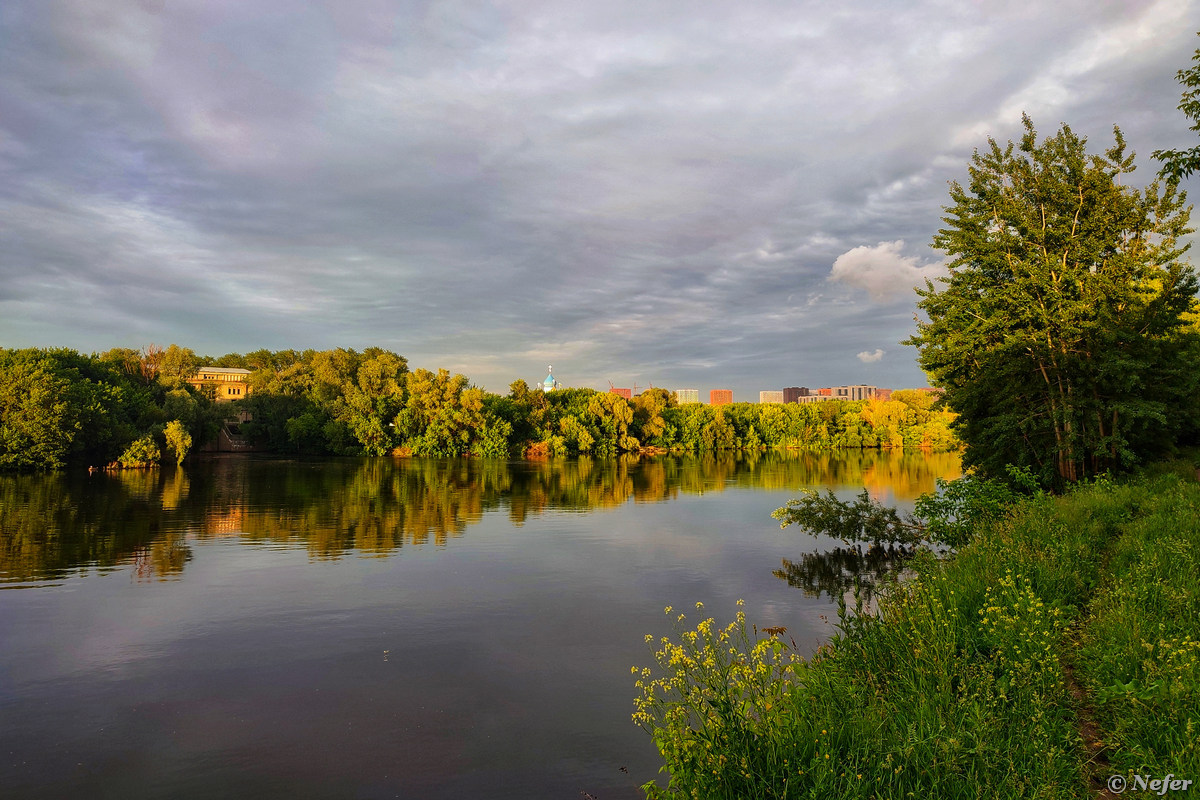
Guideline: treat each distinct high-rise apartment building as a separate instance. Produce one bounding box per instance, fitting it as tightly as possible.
[675,388,700,404]
[783,387,809,403]
[759,391,784,404]
[710,389,733,406]
[830,385,876,401]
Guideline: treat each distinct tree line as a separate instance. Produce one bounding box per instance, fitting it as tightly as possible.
[0,345,216,471]
[0,342,957,471]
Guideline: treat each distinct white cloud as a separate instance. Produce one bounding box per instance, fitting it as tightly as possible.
[857,349,885,364]
[829,241,946,303]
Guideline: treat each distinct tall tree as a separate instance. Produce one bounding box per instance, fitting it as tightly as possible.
[1154,32,1200,182]
[909,116,1198,485]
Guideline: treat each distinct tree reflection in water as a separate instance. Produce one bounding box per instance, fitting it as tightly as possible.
[773,544,915,605]
[0,450,959,583]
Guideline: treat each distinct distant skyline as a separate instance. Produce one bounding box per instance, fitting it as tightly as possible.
[2,1,1198,400]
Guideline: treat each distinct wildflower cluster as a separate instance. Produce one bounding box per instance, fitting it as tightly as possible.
[632,600,805,799]
[977,570,1066,698]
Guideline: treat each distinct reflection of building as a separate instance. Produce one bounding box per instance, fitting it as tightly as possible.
[759,391,784,404]
[783,387,809,403]
[710,389,733,406]
[187,367,251,402]
[540,366,559,392]
[675,388,700,404]
[201,508,247,537]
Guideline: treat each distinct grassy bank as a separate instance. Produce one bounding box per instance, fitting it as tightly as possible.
[633,472,1200,798]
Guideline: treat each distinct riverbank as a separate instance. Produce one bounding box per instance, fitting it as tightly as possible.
[634,467,1200,798]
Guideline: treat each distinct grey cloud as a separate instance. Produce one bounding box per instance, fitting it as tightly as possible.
[1,0,1196,397]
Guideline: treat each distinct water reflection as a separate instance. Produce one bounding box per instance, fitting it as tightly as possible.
[774,545,915,605]
[0,450,960,584]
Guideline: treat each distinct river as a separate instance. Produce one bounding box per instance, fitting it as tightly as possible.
[0,450,960,799]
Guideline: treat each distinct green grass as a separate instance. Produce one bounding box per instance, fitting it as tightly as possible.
[1076,477,1200,779]
[634,474,1200,798]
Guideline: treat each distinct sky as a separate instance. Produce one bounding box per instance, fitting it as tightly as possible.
[1,0,1198,400]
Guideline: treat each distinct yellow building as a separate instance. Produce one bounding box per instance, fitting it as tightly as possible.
[188,367,252,402]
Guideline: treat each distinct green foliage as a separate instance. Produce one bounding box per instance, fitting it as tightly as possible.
[773,489,924,547]
[163,419,192,465]
[911,466,1039,548]
[1154,32,1200,182]
[238,347,410,456]
[118,434,161,468]
[158,344,202,382]
[634,602,807,800]
[1076,475,1200,778]
[910,115,1198,486]
[774,467,1034,549]
[642,475,1197,798]
[0,347,200,471]
[0,351,78,470]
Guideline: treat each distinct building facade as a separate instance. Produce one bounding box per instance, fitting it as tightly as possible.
[793,385,879,403]
[783,387,809,403]
[759,391,784,404]
[830,385,876,401]
[674,388,700,404]
[187,367,252,402]
[709,389,733,406]
[609,387,632,399]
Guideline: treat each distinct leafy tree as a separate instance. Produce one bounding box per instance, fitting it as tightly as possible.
[632,387,675,445]
[0,351,77,470]
[159,344,202,383]
[890,389,938,414]
[1154,32,1200,182]
[558,414,595,454]
[909,116,1198,485]
[164,419,192,465]
[585,391,637,454]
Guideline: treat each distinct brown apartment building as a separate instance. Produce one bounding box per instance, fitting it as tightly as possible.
[783,387,809,403]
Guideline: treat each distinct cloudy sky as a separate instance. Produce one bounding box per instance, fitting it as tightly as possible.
[2,0,1197,398]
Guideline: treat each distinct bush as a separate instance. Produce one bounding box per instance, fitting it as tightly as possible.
[118,435,161,468]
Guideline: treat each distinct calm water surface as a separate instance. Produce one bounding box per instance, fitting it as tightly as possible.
[0,451,960,799]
